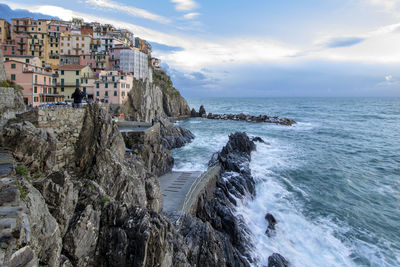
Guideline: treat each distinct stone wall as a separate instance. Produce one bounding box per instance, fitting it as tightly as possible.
[13,107,86,170]
[0,49,6,81]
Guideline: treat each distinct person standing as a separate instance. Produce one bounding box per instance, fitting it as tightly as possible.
[71,88,86,108]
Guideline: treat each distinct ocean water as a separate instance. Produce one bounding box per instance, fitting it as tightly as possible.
[172,98,400,267]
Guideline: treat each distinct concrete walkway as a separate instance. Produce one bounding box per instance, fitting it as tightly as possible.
[159,171,202,218]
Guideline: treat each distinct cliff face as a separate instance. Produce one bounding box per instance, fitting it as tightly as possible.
[0,103,260,267]
[121,69,191,122]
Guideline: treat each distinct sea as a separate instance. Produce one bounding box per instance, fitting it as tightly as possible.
[172,97,400,267]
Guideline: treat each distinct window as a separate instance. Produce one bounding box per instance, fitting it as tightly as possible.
[83,87,86,93]
[57,26,59,31]
[96,83,99,88]
[112,76,115,82]
[126,84,130,89]
[11,63,16,69]
[105,83,108,88]
[34,97,38,102]
[122,91,125,96]
[61,78,64,84]
[34,86,37,93]
[61,70,64,75]
[114,90,117,96]
[105,91,108,97]
[25,59,29,63]
[76,79,79,85]
[38,28,41,31]
[76,37,79,41]
[76,70,79,75]
[114,83,117,88]
[11,74,15,80]
[35,75,37,83]
[83,55,86,59]
[61,87,64,92]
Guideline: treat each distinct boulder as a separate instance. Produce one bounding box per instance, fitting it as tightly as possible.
[159,118,194,150]
[268,253,289,267]
[198,105,206,117]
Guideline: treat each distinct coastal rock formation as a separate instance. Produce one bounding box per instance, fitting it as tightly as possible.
[191,106,296,126]
[268,253,289,267]
[0,102,287,267]
[120,70,190,122]
[159,118,195,150]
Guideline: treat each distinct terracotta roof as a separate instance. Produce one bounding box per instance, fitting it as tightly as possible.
[59,64,87,70]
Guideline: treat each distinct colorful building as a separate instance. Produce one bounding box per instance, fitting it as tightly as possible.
[60,33,91,56]
[1,40,16,55]
[94,70,133,105]
[3,59,63,106]
[0,19,11,43]
[59,64,94,100]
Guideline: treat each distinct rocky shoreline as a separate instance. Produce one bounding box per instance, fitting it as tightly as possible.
[191,105,296,126]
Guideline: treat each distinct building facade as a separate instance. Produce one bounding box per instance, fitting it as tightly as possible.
[94,70,133,104]
[4,59,62,106]
[59,64,94,100]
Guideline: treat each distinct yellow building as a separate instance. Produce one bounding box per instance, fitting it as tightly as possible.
[0,19,11,43]
[59,64,93,100]
[26,19,48,64]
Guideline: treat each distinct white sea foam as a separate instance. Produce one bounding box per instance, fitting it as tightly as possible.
[236,142,357,267]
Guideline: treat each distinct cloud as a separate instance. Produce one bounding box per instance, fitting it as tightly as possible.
[367,0,400,17]
[85,0,170,24]
[385,75,393,82]
[171,0,198,11]
[319,36,366,48]
[183,12,200,19]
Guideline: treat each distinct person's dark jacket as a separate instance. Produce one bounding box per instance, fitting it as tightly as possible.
[71,89,86,103]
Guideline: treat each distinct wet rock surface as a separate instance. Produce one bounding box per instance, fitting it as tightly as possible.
[159,118,195,150]
[191,106,296,126]
[0,102,289,266]
[268,253,289,267]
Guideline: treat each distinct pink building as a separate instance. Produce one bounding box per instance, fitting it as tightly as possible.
[4,59,63,106]
[80,54,96,68]
[94,70,133,105]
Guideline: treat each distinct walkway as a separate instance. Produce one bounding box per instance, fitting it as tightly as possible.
[158,166,221,222]
[159,171,202,215]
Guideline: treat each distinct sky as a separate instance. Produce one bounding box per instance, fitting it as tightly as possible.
[1,0,400,97]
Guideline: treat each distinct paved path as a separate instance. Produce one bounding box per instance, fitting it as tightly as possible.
[159,171,202,215]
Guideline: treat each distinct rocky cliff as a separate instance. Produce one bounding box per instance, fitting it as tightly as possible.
[0,103,264,266]
[119,69,191,122]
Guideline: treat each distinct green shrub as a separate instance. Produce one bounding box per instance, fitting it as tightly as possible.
[16,183,28,199]
[15,165,28,177]
[101,197,110,204]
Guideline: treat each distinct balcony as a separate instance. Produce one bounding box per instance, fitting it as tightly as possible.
[57,82,80,87]
[49,54,60,59]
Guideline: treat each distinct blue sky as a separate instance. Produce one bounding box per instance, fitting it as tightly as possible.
[1,0,400,97]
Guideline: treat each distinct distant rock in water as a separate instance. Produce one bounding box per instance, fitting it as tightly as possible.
[159,118,195,150]
[268,253,289,267]
[265,213,277,236]
[190,106,296,126]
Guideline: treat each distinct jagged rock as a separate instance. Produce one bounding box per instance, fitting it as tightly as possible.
[159,118,195,150]
[97,203,175,267]
[251,136,266,143]
[1,121,57,172]
[198,105,206,117]
[265,213,277,236]
[75,104,161,211]
[191,108,198,117]
[21,181,62,267]
[268,253,289,267]
[7,246,37,267]
[63,204,100,267]
[194,132,259,265]
[121,78,190,122]
[33,171,79,235]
